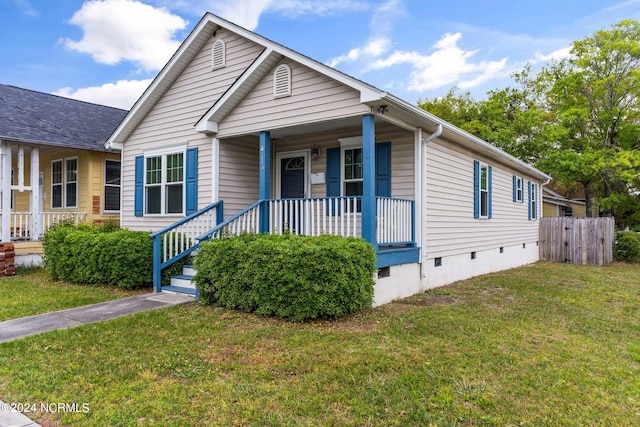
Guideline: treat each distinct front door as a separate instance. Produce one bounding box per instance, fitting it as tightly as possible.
[276,151,309,233]
[277,151,308,199]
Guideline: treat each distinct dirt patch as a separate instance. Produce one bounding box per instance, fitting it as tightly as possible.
[398,294,458,306]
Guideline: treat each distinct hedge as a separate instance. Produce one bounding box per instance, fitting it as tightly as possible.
[42,222,187,289]
[614,231,640,263]
[194,233,376,321]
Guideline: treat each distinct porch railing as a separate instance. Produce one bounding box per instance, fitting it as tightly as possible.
[149,201,224,292]
[197,196,413,246]
[4,212,87,241]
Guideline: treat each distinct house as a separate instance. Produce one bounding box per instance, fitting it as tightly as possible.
[107,13,551,305]
[542,186,586,217]
[0,84,126,265]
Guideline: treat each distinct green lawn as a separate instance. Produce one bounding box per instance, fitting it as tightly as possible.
[1,262,639,426]
[0,268,148,321]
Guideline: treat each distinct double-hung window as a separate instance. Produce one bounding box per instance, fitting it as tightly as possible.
[528,181,537,220]
[51,157,77,209]
[513,176,523,203]
[473,160,492,219]
[145,152,184,215]
[104,160,121,212]
[343,146,363,212]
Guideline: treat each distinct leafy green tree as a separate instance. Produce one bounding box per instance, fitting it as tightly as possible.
[418,20,640,223]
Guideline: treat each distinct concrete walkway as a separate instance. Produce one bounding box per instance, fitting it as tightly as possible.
[0,292,195,427]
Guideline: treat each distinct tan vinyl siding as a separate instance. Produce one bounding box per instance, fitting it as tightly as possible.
[571,202,586,217]
[426,138,540,258]
[121,29,263,230]
[272,122,415,200]
[218,137,259,218]
[218,60,370,137]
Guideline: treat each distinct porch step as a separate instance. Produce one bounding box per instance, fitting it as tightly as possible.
[161,285,198,296]
[162,265,198,297]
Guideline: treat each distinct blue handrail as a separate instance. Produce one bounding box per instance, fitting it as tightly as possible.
[196,199,264,242]
[151,200,223,292]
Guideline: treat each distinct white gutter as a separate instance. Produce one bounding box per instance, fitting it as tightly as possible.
[420,124,443,279]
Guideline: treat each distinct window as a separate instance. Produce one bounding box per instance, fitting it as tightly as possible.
[145,152,184,215]
[104,160,121,212]
[513,176,523,203]
[474,160,492,219]
[51,157,77,208]
[211,39,225,70]
[529,181,537,220]
[343,147,363,211]
[273,64,291,98]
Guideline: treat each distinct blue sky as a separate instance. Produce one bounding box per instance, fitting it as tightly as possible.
[1,0,638,110]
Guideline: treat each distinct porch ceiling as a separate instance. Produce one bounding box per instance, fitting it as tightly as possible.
[234,116,364,140]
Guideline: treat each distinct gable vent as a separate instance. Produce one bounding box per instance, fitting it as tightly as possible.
[273,64,291,98]
[211,39,225,70]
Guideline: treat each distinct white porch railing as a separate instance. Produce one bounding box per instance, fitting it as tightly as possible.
[4,212,87,241]
[200,196,414,245]
[267,197,361,237]
[376,197,414,245]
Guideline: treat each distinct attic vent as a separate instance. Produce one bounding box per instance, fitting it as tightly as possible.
[273,64,291,98]
[211,39,225,70]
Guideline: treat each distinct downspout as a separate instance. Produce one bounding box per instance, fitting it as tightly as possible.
[420,124,442,278]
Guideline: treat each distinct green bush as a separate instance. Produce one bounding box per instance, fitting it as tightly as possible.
[614,231,640,263]
[42,223,190,289]
[194,233,376,321]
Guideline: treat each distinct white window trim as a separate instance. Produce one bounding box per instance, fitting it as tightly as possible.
[530,182,538,220]
[479,163,489,219]
[339,137,363,198]
[104,159,121,214]
[51,156,78,209]
[516,176,523,203]
[143,148,186,216]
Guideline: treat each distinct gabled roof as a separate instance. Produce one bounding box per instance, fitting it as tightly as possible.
[108,12,550,181]
[0,84,127,151]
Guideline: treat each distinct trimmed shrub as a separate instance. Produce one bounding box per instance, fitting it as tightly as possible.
[614,231,640,263]
[42,223,190,289]
[194,233,376,321]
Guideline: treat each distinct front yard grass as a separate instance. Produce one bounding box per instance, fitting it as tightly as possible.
[1,262,639,426]
[0,268,148,321]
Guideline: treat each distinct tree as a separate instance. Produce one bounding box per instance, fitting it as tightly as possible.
[418,19,640,223]
[539,19,640,218]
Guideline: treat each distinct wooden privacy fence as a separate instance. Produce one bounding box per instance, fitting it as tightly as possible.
[539,217,615,266]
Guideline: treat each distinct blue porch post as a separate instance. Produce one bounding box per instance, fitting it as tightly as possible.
[259,131,271,233]
[362,114,377,251]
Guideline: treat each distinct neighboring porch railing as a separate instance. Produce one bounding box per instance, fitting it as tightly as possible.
[4,212,87,241]
[149,201,224,292]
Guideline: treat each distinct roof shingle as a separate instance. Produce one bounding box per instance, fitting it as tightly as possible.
[0,84,128,151]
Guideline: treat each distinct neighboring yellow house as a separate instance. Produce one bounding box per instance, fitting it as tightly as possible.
[0,84,126,265]
[542,186,586,217]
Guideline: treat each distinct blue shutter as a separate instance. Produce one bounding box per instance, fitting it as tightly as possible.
[326,147,340,215]
[134,156,143,217]
[185,147,198,215]
[512,175,517,202]
[488,165,493,219]
[473,160,480,218]
[528,181,532,220]
[375,142,391,197]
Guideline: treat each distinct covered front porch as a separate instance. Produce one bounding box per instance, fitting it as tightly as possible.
[151,114,421,292]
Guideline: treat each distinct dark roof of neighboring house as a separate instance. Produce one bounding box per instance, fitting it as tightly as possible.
[0,84,128,151]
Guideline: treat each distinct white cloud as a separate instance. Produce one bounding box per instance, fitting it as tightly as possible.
[11,0,38,17]
[54,79,152,110]
[370,32,508,92]
[149,0,368,30]
[534,46,572,63]
[62,0,188,71]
